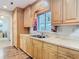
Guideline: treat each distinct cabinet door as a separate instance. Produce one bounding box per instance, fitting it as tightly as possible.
[43,43,58,59]
[26,38,33,57]
[20,36,27,52]
[50,0,63,25]
[58,47,79,59]
[76,0,79,22]
[33,40,43,59]
[63,0,77,23]
[24,7,33,27]
[58,54,72,59]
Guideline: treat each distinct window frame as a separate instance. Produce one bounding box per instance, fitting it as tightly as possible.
[37,10,51,32]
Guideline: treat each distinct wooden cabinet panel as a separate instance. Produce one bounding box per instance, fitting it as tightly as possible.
[13,8,24,48]
[20,35,79,59]
[33,39,43,59]
[76,0,79,22]
[58,54,72,59]
[24,7,33,27]
[26,38,33,57]
[20,35,33,57]
[49,0,79,25]
[20,36,27,52]
[50,0,63,25]
[43,43,58,59]
[63,0,77,23]
[58,47,79,59]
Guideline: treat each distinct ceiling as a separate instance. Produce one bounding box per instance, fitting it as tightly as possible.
[0,0,37,11]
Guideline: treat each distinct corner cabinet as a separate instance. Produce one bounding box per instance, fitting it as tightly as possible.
[43,43,58,59]
[24,6,33,27]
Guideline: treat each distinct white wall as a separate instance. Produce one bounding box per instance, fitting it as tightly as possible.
[57,25,79,36]
[0,9,12,41]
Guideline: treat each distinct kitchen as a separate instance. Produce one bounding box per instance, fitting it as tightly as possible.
[0,0,79,59]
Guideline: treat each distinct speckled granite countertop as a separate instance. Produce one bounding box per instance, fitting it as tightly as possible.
[20,34,79,51]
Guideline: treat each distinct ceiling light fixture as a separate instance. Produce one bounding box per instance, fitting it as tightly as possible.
[1,16,4,19]
[3,5,7,9]
[11,2,13,5]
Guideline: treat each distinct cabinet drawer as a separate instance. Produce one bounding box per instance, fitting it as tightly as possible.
[33,39,43,47]
[44,43,57,52]
[58,47,79,59]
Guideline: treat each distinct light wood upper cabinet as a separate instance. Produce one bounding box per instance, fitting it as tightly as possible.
[63,0,77,23]
[49,0,79,25]
[50,0,63,25]
[33,39,43,59]
[24,7,33,27]
[58,47,79,59]
[43,42,58,59]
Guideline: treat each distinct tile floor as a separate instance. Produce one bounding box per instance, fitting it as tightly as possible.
[0,40,30,59]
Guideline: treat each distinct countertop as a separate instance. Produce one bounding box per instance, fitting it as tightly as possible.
[20,34,79,51]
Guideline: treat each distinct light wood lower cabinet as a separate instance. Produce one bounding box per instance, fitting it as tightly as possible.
[32,39,43,59]
[20,35,27,52]
[58,47,79,59]
[26,38,33,57]
[20,35,33,57]
[20,36,79,59]
[43,43,58,59]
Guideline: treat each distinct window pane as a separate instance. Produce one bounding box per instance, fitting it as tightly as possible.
[46,24,51,31]
[46,11,51,31]
[38,24,45,32]
[37,11,51,32]
[38,13,45,24]
[46,12,51,24]
[38,13,45,32]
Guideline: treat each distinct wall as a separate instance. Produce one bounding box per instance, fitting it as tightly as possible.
[57,25,78,35]
[30,25,79,39]
[0,9,12,41]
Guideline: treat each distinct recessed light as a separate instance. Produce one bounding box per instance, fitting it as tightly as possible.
[1,16,4,19]
[3,5,7,9]
[11,2,13,5]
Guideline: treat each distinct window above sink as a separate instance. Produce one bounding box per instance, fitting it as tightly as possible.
[33,11,52,32]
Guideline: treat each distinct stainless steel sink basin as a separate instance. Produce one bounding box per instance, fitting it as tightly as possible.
[31,35,46,38]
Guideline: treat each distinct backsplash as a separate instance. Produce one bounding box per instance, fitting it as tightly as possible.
[30,25,79,38]
[57,25,79,36]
